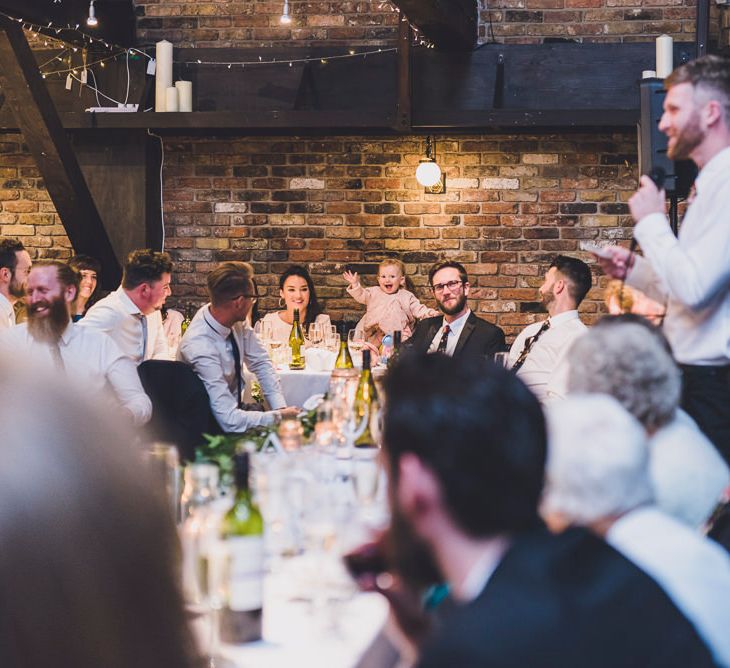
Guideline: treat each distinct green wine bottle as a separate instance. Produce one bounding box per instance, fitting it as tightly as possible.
[335,323,354,369]
[354,349,378,448]
[219,453,264,644]
[387,330,402,368]
[289,308,305,370]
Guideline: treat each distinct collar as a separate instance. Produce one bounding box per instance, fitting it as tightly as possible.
[546,309,580,327]
[443,308,471,332]
[59,322,75,345]
[115,286,145,316]
[0,292,13,316]
[202,304,231,338]
[452,535,512,603]
[696,145,730,193]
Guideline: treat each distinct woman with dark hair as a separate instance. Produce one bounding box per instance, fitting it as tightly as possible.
[67,254,102,321]
[260,264,330,342]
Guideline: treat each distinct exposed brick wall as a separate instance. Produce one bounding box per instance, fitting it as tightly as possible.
[162,132,636,340]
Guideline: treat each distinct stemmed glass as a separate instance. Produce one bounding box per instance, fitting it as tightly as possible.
[308,322,324,348]
[347,329,365,368]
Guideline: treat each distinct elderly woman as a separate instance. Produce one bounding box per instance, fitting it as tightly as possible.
[566,317,729,529]
[68,254,101,321]
[260,265,331,343]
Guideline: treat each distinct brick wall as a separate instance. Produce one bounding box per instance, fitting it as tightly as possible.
[162,132,636,340]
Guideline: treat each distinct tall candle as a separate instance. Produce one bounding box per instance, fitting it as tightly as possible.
[656,34,673,79]
[175,80,193,112]
[166,86,179,112]
[155,40,173,112]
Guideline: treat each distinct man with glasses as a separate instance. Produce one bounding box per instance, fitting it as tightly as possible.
[408,260,505,359]
[178,261,298,433]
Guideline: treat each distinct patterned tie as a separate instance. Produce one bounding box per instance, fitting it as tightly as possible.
[228,332,243,408]
[436,324,451,355]
[137,313,148,361]
[511,319,550,373]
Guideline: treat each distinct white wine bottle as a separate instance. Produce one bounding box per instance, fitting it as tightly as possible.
[289,308,305,370]
[335,323,354,369]
[219,453,264,644]
[354,348,378,448]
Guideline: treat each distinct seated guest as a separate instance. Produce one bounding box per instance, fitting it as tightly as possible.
[543,395,730,666]
[604,279,666,326]
[259,265,330,342]
[0,237,31,329]
[67,254,101,321]
[0,358,199,667]
[0,261,151,426]
[380,353,714,667]
[178,261,298,433]
[161,305,185,357]
[81,249,173,364]
[508,255,591,402]
[567,318,729,528]
[407,260,504,358]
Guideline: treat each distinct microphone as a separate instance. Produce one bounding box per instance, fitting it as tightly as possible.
[629,166,667,253]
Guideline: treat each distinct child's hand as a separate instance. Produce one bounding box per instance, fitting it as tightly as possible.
[343,270,360,286]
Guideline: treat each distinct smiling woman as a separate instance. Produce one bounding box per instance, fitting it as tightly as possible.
[68,254,102,321]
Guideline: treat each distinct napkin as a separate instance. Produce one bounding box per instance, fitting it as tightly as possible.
[304,348,337,371]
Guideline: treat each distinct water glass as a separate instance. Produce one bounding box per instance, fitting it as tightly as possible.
[347,329,365,368]
[493,352,511,369]
[144,442,181,523]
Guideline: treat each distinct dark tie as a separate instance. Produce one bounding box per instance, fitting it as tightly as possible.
[511,319,550,373]
[436,324,451,355]
[136,313,148,361]
[228,332,243,408]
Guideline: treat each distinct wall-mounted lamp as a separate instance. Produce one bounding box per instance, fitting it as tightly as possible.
[86,0,98,27]
[280,0,292,24]
[415,136,445,194]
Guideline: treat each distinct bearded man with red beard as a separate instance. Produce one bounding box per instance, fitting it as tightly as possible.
[594,55,730,464]
[0,260,151,426]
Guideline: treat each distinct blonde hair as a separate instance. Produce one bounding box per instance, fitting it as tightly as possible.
[379,258,406,276]
[604,279,634,313]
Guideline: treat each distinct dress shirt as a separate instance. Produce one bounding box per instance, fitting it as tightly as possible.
[427,309,471,357]
[80,287,171,364]
[453,536,512,603]
[508,310,587,403]
[0,322,151,425]
[608,506,730,667]
[0,293,15,329]
[178,305,287,433]
[628,146,730,365]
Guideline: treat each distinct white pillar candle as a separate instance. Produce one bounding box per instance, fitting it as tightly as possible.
[642,69,657,79]
[656,34,673,79]
[166,86,179,112]
[155,40,173,112]
[175,80,193,112]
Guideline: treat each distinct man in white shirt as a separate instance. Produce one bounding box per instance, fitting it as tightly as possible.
[544,395,730,667]
[594,55,730,461]
[81,249,173,364]
[178,261,298,433]
[508,255,591,402]
[0,238,31,329]
[0,261,151,426]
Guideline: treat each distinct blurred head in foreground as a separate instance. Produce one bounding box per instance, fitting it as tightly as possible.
[0,357,198,668]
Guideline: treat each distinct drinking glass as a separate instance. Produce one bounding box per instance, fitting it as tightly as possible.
[143,442,181,523]
[493,352,511,369]
[308,322,324,347]
[347,329,365,368]
[352,447,380,506]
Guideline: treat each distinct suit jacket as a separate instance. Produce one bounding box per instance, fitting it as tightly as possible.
[408,312,505,359]
[418,527,714,668]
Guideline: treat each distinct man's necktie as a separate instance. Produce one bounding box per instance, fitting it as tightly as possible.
[511,319,550,373]
[137,313,148,361]
[436,324,451,355]
[50,342,65,373]
[228,332,243,408]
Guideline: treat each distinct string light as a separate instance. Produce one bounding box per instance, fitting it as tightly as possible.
[280,0,292,25]
[86,0,97,27]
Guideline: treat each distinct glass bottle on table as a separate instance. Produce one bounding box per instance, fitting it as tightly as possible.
[354,349,378,448]
[219,452,264,644]
[335,323,354,369]
[288,307,305,370]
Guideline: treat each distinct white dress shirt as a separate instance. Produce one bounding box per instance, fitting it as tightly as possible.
[178,305,287,433]
[80,287,171,364]
[508,310,587,403]
[0,293,15,329]
[427,309,471,357]
[628,146,730,365]
[608,506,730,667]
[0,322,151,425]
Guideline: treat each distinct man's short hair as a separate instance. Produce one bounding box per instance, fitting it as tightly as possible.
[543,394,654,525]
[567,319,681,431]
[121,250,172,290]
[428,260,468,287]
[550,255,592,306]
[207,261,255,307]
[666,54,730,125]
[0,238,25,273]
[383,352,546,538]
[32,259,80,293]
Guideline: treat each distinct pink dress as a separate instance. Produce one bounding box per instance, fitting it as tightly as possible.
[347,284,439,346]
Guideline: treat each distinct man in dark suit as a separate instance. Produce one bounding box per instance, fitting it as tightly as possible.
[378,353,714,668]
[407,260,504,359]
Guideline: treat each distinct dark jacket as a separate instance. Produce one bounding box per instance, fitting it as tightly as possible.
[408,311,505,359]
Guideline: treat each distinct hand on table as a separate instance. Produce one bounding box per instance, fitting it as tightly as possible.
[343,270,360,287]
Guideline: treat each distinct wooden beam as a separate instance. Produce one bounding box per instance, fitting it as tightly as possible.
[389,0,477,50]
[394,11,412,132]
[0,15,121,287]
[696,0,710,57]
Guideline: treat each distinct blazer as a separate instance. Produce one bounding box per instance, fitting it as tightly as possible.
[417,527,715,668]
[408,311,505,359]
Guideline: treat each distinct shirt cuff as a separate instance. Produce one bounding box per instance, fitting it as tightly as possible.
[634,212,670,242]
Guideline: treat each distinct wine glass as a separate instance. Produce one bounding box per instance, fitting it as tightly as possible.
[352,446,380,506]
[347,329,365,368]
[493,352,511,369]
[308,322,324,348]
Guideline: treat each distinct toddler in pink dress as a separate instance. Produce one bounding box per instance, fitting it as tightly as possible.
[342,258,439,346]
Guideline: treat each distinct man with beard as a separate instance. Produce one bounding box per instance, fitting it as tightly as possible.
[594,55,730,462]
[507,254,591,403]
[407,260,504,359]
[0,261,151,426]
[81,249,173,365]
[0,238,31,329]
[377,353,715,667]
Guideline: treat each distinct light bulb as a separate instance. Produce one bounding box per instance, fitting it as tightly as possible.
[416,160,442,188]
[86,1,98,26]
[280,0,292,24]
